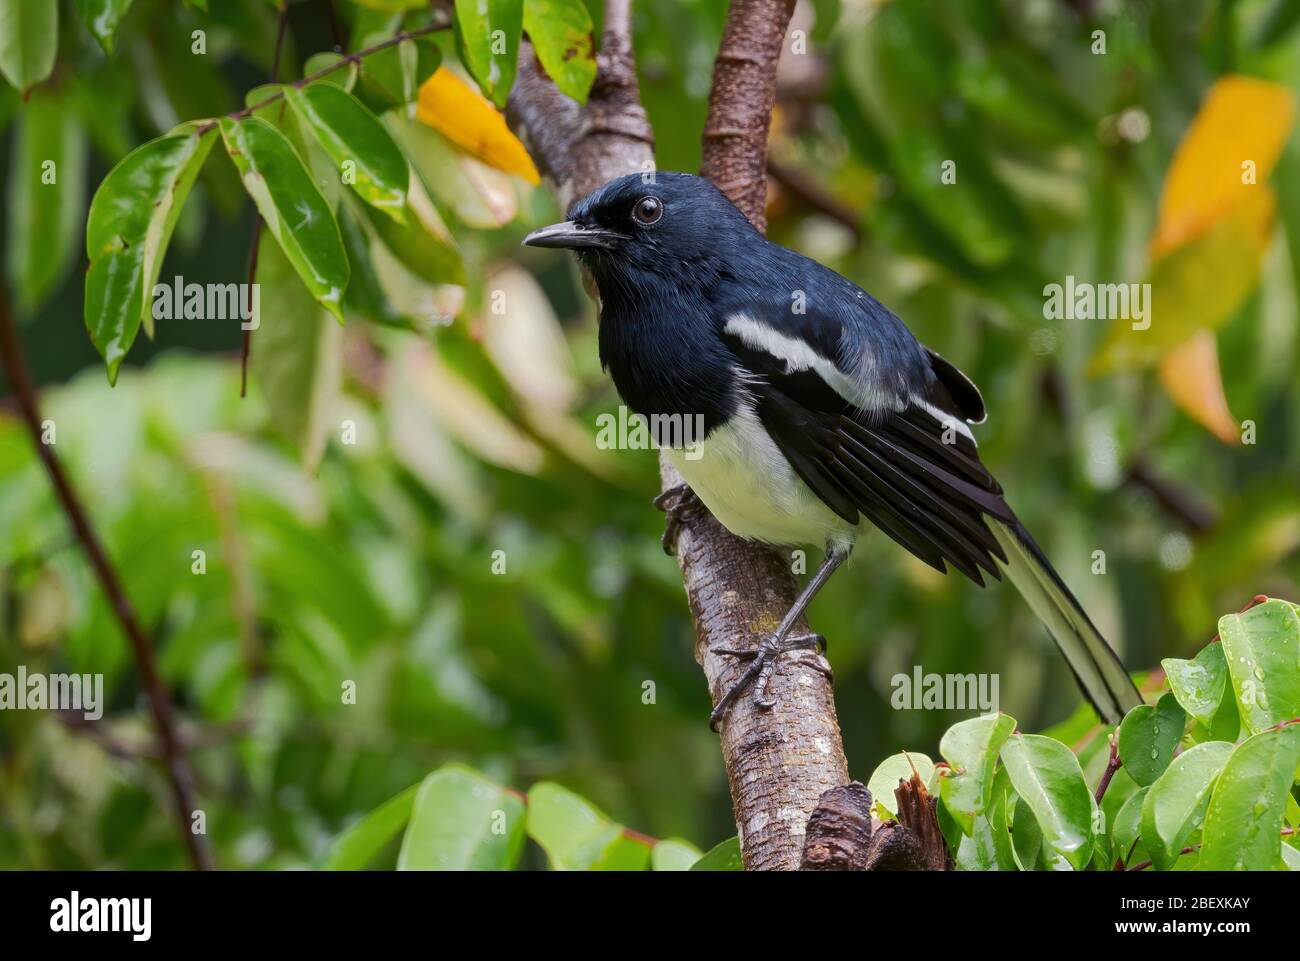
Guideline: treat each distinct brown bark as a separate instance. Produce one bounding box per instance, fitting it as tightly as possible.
[506,0,653,209]
[684,0,849,871]
[799,778,949,871]
[893,770,953,871]
[509,0,848,871]
[801,782,874,870]
[700,0,797,231]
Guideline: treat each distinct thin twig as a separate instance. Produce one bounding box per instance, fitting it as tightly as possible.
[1094,734,1121,805]
[193,21,451,139]
[0,285,214,871]
[1123,456,1217,533]
[767,156,863,241]
[55,710,254,759]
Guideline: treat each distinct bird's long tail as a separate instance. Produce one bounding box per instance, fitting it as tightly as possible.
[990,519,1143,725]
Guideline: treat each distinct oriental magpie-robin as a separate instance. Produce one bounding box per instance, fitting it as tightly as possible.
[524,172,1143,729]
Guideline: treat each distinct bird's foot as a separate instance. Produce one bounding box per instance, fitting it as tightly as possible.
[707,632,831,731]
[653,483,704,557]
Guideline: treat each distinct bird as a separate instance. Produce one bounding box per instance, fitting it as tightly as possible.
[523,171,1143,730]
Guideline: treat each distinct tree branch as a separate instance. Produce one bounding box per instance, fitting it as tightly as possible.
[767,156,863,241]
[506,2,652,209]
[0,285,213,870]
[685,0,849,871]
[700,0,796,231]
[509,0,847,871]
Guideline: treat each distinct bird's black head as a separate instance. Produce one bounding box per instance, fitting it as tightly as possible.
[522,172,755,291]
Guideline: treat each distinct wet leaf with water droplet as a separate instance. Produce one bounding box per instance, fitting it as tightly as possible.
[1000,734,1094,871]
[398,764,525,869]
[937,713,1016,836]
[1118,693,1186,787]
[1140,740,1234,870]
[1218,600,1300,735]
[1199,725,1300,870]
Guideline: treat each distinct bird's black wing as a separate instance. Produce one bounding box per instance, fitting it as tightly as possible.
[725,329,1012,586]
[721,313,1143,723]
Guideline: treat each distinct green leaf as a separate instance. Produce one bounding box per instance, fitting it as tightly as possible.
[397,765,525,870]
[1140,740,1234,871]
[1163,642,1231,730]
[1009,794,1043,870]
[359,182,465,286]
[73,0,134,55]
[526,782,650,870]
[650,838,702,871]
[455,0,522,107]
[358,34,440,112]
[250,234,343,471]
[999,734,1094,871]
[219,116,349,321]
[339,203,411,328]
[6,91,87,315]
[349,0,426,9]
[1111,786,1148,868]
[985,767,1019,871]
[285,84,408,222]
[322,782,420,869]
[937,713,1016,835]
[84,124,215,383]
[1117,693,1186,787]
[245,83,341,211]
[0,0,58,93]
[522,0,595,103]
[867,751,935,819]
[954,815,1003,870]
[1199,724,1300,870]
[689,836,743,871]
[1218,599,1300,735]
[303,52,358,92]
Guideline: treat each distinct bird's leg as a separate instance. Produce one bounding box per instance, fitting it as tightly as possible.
[708,546,848,731]
[653,483,704,557]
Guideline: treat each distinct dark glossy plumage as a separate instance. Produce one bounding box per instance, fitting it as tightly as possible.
[527,171,1143,723]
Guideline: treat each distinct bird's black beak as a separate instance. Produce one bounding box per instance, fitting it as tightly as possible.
[522,220,628,251]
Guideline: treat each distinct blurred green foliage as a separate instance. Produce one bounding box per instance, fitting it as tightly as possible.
[1,0,1300,869]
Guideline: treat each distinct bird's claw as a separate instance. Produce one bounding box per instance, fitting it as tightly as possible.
[707,632,832,731]
[653,483,703,557]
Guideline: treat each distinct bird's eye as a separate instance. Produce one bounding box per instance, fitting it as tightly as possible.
[632,196,663,226]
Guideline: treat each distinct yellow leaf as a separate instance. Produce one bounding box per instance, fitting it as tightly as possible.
[1089,186,1275,373]
[1158,330,1239,445]
[416,68,540,185]
[1151,76,1295,258]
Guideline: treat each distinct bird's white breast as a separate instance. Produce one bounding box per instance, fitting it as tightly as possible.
[665,396,855,550]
